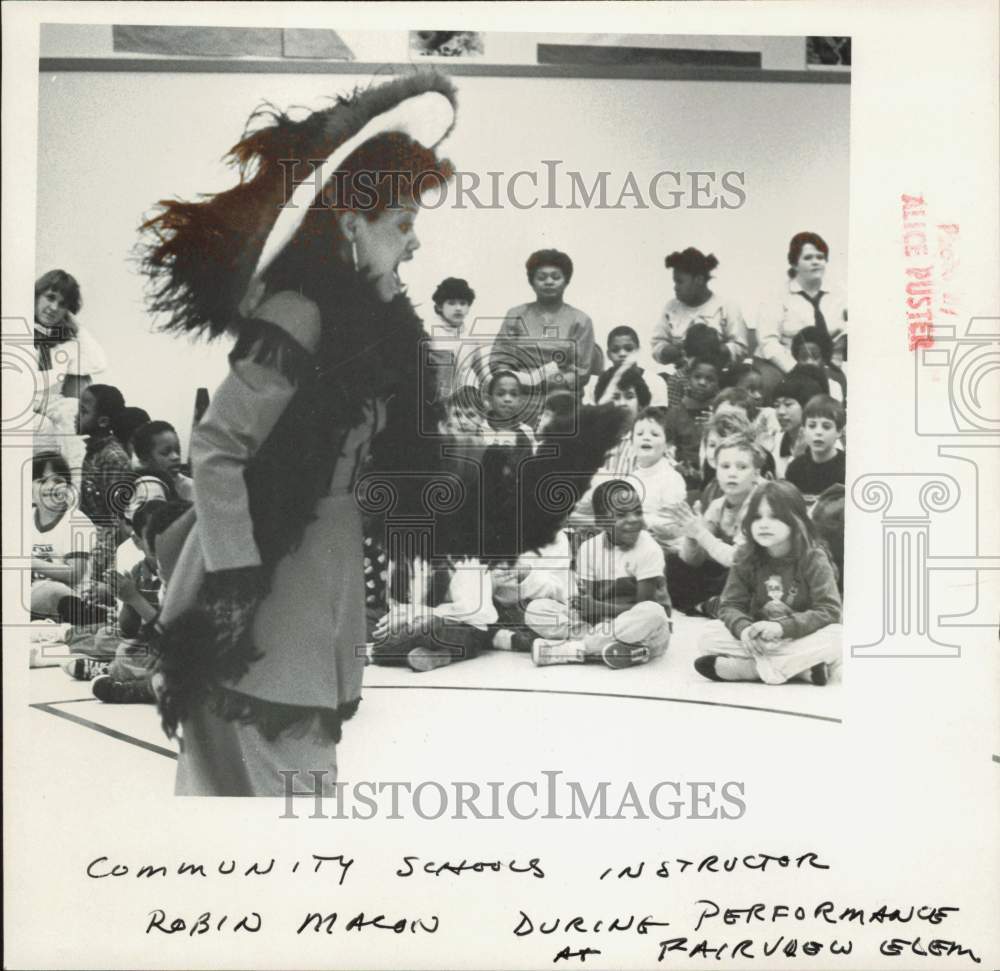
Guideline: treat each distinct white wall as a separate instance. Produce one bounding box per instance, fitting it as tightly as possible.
[36,68,848,453]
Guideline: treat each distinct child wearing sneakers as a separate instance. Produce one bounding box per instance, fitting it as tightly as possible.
[88,500,183,702]
[369,557,497,672]
[489,528,574,653]
[527,480,672,669]
[63,499,190,698]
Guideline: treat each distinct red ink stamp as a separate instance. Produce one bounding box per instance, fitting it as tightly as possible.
[901,195,961,352]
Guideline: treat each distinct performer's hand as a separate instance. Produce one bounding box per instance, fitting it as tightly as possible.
[201,566,267,660]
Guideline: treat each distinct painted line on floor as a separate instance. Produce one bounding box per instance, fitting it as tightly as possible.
[30,701,177,760]
[29,681,840,765]
[363,684,842,724]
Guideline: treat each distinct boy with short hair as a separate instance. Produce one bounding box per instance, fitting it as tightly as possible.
[599,326,668,407]
[770,371,825,478]
[660,323,723,408]
[785,395,846,501]
[526,480,672,668]
[668,433,766,616]
[791,326,847,403]
[662,351,722,490]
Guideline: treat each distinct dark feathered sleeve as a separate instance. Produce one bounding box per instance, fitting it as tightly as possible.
[435,404,625,563]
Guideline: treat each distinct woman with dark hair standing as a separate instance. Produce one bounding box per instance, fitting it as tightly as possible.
[754,232,848,394]
[651,247,748,367]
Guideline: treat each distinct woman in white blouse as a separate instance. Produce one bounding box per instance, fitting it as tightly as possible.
[754,232,847,395]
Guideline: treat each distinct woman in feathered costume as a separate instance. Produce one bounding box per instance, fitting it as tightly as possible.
[140,72,622,796]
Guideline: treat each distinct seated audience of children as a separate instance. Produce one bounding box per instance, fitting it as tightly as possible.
[30,253,847,700]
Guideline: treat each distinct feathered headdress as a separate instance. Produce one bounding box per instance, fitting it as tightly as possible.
[140,71,458,338]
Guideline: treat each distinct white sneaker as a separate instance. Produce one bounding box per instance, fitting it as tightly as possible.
[531,638,585,667]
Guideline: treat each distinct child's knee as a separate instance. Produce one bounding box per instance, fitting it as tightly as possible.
[31,580,75,618]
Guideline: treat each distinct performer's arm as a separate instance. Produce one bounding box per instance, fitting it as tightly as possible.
[191,293,320,573]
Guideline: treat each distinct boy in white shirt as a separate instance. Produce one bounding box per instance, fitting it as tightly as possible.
[525,480,672,669]
[630,408,687,555]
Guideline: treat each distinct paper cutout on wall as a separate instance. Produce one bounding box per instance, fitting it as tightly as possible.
[112,25,354,60]
[112,25,283,57]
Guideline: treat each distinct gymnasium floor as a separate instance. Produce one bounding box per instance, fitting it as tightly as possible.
[27,613,842,792]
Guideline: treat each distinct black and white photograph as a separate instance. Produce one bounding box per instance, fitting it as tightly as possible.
[4,4,998,970]
[25,23,849,785]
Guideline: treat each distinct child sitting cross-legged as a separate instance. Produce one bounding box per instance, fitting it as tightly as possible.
[62,498,191,697]
[369,556,497,673]
[90,500,192,702]
[785,394,846,504]
[694,480,842,685]
[525,479,672,669]
[489,528,574,653]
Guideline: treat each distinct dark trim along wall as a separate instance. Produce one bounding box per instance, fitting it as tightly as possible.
[38,57,851,84]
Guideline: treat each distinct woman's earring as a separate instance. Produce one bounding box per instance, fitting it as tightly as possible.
[351,239,359,273]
